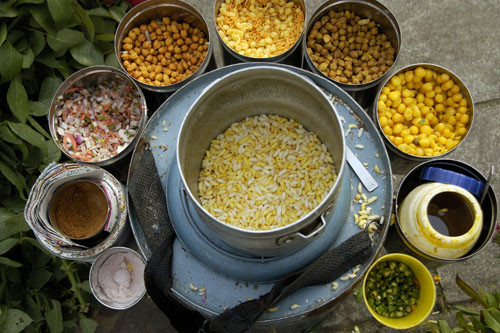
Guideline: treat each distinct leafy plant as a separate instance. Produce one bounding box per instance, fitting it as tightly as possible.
[0,0,129,332]
[425,275,500,333]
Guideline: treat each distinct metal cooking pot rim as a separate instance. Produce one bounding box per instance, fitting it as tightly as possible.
[177,65,346,235]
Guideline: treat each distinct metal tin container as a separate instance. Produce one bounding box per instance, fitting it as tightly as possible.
[25,163,130,262]
[372,63,474,161]
[89,247,146,310]
[48,179,110,241]
[176,66,346,257]
[303,0,401,102]
[389,159,497,268]
[115,0,213,93]
[214,0,306,64]
[48,65,148,167]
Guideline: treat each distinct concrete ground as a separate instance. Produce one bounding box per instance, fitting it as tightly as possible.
[93,0,500,332]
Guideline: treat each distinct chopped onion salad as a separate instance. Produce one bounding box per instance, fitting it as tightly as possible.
[54,79,143,162]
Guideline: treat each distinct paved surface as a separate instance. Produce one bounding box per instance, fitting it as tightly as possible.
[93,0,500,332]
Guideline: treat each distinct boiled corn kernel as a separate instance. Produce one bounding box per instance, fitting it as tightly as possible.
[199,115,337,230]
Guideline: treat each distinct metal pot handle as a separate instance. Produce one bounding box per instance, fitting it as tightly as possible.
[275,210,329,246]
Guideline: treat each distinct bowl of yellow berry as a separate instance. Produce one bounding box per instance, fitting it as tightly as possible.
[373,63,474,160]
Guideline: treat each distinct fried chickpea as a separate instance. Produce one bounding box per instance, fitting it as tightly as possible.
[121,16,208,86]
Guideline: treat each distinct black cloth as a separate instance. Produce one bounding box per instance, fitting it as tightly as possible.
[128,148,373,333]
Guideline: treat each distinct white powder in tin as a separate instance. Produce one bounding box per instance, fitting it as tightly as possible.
[97,252,145,304]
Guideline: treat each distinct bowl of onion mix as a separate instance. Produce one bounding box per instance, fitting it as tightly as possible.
[363,253,436,330]
[49,65,147,166]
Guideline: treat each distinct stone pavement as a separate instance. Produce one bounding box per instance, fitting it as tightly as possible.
[93,0,500,332]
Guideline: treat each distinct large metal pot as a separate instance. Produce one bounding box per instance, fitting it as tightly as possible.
[176,66,346,257]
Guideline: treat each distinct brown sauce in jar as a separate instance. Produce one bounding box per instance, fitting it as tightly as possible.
[426,192,474,237]
[49,180,109,239]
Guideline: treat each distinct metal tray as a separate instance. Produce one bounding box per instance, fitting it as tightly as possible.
[126,63,393,328]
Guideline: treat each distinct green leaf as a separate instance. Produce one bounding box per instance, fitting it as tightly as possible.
[28,101,49,117]
[70,41,104,66]
[0,238,17,255]
[22,145,43,169]
[109,5,126,22]
[104,52,120,69]
[44,140,61,164]
[7,78,29,123]
[80,280,91,294]
[437,319,454,333]
[47,29,85,53]
[0,309,33,333]
[0,208,15,240]
[15,142,29,161]
[13,36,28,52]
[47,0,74,28]
[483,309,500,332]
[490,308,500,323]
[0,125,22,145]
[79,317,98,333]
[56,59,73,78]
[0,161,27,198]
[22,47,35,69]
[29,268,53,290]
[96,33,115,42]
[353,286,363,303]
[28,30,45,56]
[0,8,20,18]
[0,42,23,81]
[45,300,63,333]
[5,213,30,234]
[456,311,477,333]
[456,274,488,308]
[8,122,46,149]
[88,7,111,18]
[21,237,50,254]
[455,305,480,316]
[18,0,45,4]
[39,76,62,106]
[25,295,43,323]
[0,140,16,161]
[0,144,17,169]
[73,3,95,41]
[485,291,499,309]
[0,0,16,11]
[0,22,7,48]
[27,116,51,139]
[0,256,23,267]
[36,49,64,69]
[470,315,486,331]
[0,196,25,213]
[5,266,21,283]
[29,5,56,35]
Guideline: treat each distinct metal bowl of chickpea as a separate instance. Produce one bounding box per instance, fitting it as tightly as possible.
[303,0,401,92]
[214,0,306,63]
[373,63,474,160]
[115,0,212,93]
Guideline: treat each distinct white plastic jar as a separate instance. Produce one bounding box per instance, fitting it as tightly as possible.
[398,182,483,259]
